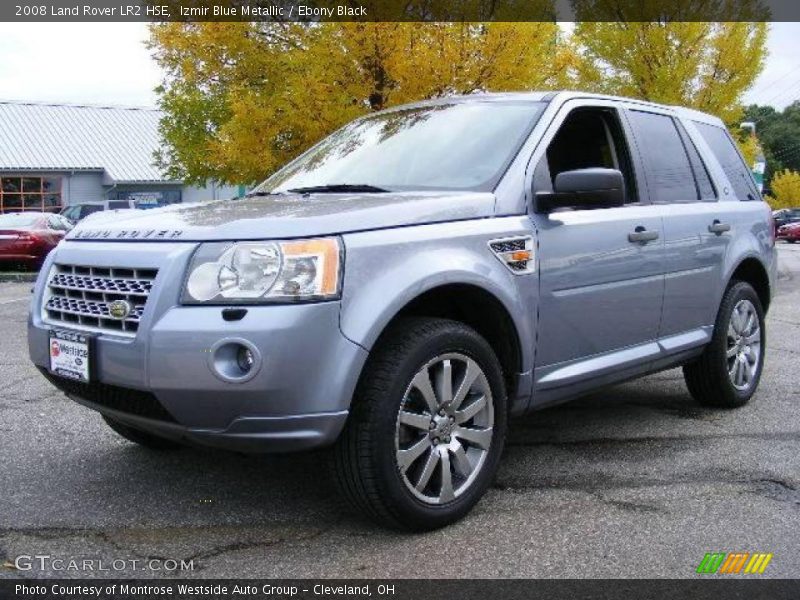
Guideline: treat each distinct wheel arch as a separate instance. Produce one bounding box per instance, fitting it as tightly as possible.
[727,256,771,312]
[348,281,530,407]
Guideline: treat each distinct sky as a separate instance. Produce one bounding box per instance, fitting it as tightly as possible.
[0,22,798,110]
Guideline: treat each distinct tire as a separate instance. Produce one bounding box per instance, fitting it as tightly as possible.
[683,281,766,408]
[102,415,182,450]
[333,317,508,531]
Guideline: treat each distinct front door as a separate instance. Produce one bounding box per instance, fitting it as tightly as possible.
[531,102,665,396]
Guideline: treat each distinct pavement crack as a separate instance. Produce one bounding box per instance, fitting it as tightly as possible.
[182,526,334,567]
[593,495,664,514]
[491,471,800,499]
[506,431,800,448]
[749,478,800,506]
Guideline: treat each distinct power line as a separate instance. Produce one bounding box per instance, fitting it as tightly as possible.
[747,63,800,98]
[762,78,800,106]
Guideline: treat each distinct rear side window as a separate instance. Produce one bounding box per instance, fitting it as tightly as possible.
[108,201,129,209]
[675,121,716,201]
[694,122,760,201]
[628,110,696,203]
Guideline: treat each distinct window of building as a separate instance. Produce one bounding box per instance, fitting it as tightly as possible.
[109,189,182,207]
[0,176,63,213]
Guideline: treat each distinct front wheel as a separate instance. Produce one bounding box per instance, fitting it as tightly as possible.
[333,318,507,531]
[683,281,766,408]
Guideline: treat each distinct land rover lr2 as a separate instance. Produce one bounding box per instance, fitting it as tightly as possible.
[29,92,777,530]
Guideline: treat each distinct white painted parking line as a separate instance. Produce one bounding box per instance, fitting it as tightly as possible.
[0,297,29,305]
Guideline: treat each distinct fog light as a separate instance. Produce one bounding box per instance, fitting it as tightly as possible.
[208,339,262,383]
[237,346,255,373]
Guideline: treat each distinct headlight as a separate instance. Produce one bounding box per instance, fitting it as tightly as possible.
[182,238,341,304]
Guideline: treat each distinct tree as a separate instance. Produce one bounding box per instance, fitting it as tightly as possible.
[767,169,800,209]
[743,102,800,187]
[736,132,760,169]
[571,16,767,123]
[150,20,570,185]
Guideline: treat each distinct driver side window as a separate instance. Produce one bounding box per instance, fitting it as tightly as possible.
[534,107,638,205]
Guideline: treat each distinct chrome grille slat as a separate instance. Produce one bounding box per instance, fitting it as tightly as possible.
[49,273,153,296]
[42,263,158,337]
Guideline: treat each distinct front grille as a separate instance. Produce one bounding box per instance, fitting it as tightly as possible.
[39,368,177,423]
[43,264,158,336]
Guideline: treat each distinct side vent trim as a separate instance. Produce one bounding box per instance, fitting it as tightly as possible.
[488,236,535,275]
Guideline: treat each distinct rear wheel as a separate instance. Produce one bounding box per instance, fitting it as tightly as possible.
[683,281,765,408]
[103,416,182,450]
[333,318,507,531]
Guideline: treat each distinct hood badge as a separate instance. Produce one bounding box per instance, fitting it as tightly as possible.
[108,300,134,320]
[70,229,184,240]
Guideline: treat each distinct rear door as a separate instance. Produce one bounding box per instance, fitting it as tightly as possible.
[531,100,666,394]
[626,109,731,340]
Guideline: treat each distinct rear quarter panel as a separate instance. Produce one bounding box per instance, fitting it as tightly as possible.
[718,201,777,308]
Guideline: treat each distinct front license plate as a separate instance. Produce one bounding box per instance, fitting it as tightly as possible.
[49,330,92,383]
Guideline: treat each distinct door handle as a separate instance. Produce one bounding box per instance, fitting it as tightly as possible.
[628,226,659,243]
[708,220,731,235]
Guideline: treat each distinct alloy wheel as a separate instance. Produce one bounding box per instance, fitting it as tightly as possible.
[726,299,762,391]
[394,353,494,505]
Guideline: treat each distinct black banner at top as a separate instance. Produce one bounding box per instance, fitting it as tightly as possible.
[3,0,800,22]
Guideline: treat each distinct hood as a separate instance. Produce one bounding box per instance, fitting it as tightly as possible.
[66,191,495,242]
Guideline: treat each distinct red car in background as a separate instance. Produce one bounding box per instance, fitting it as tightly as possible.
[0,212,72,270]
[777,221,800,243]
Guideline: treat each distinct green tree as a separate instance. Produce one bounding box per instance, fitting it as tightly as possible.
[743,102,800,188]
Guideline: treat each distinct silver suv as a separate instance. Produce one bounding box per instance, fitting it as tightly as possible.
[28,92,776,530]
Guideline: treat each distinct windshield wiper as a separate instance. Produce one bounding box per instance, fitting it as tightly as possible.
[243,191,287,198]
[286,184,390,194]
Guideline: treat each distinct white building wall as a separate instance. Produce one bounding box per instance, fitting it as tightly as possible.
[63,171,105,205]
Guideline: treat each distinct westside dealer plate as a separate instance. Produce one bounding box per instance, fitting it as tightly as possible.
[49,330,93,383]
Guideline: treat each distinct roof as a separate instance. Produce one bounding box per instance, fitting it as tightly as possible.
[0,100,176,183]
[392,91,725,126]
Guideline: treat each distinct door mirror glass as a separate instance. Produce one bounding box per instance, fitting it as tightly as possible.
[537,168,625,212]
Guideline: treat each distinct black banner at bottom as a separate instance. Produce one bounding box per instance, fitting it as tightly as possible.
[1,579,798,600]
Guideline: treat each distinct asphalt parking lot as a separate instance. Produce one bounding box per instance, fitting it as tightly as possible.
[1,245,799,580]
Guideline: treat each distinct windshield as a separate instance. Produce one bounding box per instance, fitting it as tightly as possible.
[0,213,42,228]
[254,101,545,194]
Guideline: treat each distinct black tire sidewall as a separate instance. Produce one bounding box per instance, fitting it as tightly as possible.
[710,282,766,405]
[366,320,507,529]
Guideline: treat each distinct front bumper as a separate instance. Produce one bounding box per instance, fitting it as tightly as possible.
[28,241,368,452]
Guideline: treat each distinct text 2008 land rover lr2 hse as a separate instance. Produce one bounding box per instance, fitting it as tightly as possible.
[29,92,776,530]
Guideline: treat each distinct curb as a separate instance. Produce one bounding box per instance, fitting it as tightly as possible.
[0,272,38,283]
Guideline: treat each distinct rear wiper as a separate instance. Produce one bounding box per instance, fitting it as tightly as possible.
[287,184,389,194]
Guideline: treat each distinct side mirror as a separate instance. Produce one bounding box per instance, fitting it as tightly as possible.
[536,168,625,212]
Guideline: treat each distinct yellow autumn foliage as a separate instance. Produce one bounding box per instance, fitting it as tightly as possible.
[767,169,800,209]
